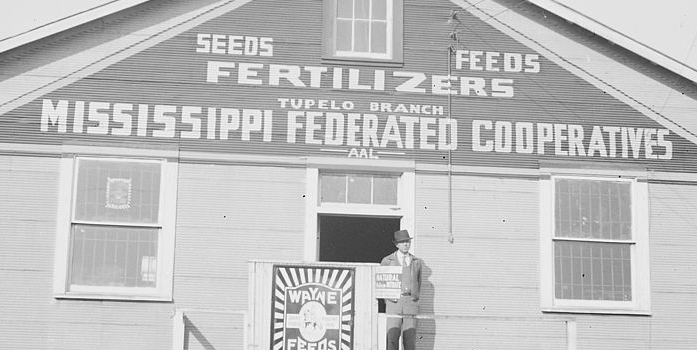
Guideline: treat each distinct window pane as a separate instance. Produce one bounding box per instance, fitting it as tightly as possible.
[554,243,562,298]
[555,179,631,240]
[373,176,397,204]
[336,19,353,51]
[74,159,161,224]
[355,0,369,19]
[371,22,387,54]
[554,241,632,301]
[70,224,158,288]
[347,175,371,203]
[336,0,353,18]
[372,0,387,20]
[320,174,347,203]
[618,185,632,239]
[354,20,370,53]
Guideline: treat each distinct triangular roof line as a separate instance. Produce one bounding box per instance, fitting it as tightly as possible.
[0,0,251,116]
[452,0,697,146]
[2,0,697,147]
[526,0,697,85]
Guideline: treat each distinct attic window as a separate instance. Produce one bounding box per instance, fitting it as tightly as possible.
[323,0,403,64]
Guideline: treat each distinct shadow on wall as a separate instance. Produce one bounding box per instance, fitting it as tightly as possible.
[184,315,216,350]
[418,262,435,350]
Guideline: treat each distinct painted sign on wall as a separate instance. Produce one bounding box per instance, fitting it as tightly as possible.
[5,0,697,173]
[271,265,355,350]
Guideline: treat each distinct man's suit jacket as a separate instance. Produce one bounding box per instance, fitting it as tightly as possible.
[380,251,423,301]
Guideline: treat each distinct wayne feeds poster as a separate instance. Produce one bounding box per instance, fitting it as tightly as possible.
[271,265,355,350]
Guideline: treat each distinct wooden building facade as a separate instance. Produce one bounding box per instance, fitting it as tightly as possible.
[1,0,697,349]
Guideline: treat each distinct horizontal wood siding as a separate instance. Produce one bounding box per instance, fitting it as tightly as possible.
[414,172,697,348]
[416,173,540,318]
[0,155,173,350]
[574,316,651,349]
[0,155,55,350]
[418,317,567,350]
[1,0,697,347]
[3,154,697,349]
[646,183,697,348]
[181,311,245,350]
[174,163,306,349]
[415,172,553,348]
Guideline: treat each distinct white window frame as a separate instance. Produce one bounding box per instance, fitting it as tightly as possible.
[304,157,415,261]
[53,146,178,301]
[323,0,403,64]
[540,168,650,314]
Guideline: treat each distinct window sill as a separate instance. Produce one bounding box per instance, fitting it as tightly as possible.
[54,292,172,302]
[542,306,651,316]
[321,57,404,68]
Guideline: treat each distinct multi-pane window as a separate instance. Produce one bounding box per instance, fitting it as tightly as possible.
[542,173,650,314]
[324,0,402,62]
[335,0,391,58]
[69,158,162,289]
[55,154,176,300]
[320,173,398,205]
[554,178,632,301]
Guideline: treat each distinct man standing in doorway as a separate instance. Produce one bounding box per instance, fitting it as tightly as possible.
[380,229,423,350]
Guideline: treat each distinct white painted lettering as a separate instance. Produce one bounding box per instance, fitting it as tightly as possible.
[494,121,512,153]
[286,111,303,143]
[567,124,585,156]
[220,108,240,140]
[460,77,486,96]
[604,126,620,157]
[362,114,379,147]
[438,118,457,150]
[269,65,305,87]
[325,112,344,145]
[472,119,493,152]
[644,128,657,159]
[554,124,568,156]
[380,115,403,148]
[237,63,264,85]
[87,101,110,135]
[657,129,672,159]
[73,101,85,133]
[349,69,371,90]
[305,111,322,144]
[393,71,426,93]
[420,117,436,150]
[432,75,457,95]
[41,99,68,132]
[112,103,133,136]
[515,122,534,154]
[587,125,607,157]
[206,61,235,83]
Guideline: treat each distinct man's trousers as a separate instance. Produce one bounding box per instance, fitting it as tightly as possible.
[385,296,419,350]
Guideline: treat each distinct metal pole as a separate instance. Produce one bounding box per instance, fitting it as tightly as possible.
[447,47,454,244]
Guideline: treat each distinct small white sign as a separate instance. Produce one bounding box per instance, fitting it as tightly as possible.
[373,266,402,299]
[105,177,132,210]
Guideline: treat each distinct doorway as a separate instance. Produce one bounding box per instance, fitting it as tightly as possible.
[318,215,400,263]
[318,215,400,314]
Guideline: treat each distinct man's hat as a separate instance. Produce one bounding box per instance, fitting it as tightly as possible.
[393,229,412,243]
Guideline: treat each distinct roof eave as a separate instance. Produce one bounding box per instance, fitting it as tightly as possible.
[526,0,697,84]
[0,0,151,54]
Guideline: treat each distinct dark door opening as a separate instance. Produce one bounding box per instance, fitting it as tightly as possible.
[318,215,400,263]
[318,215,400,313]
